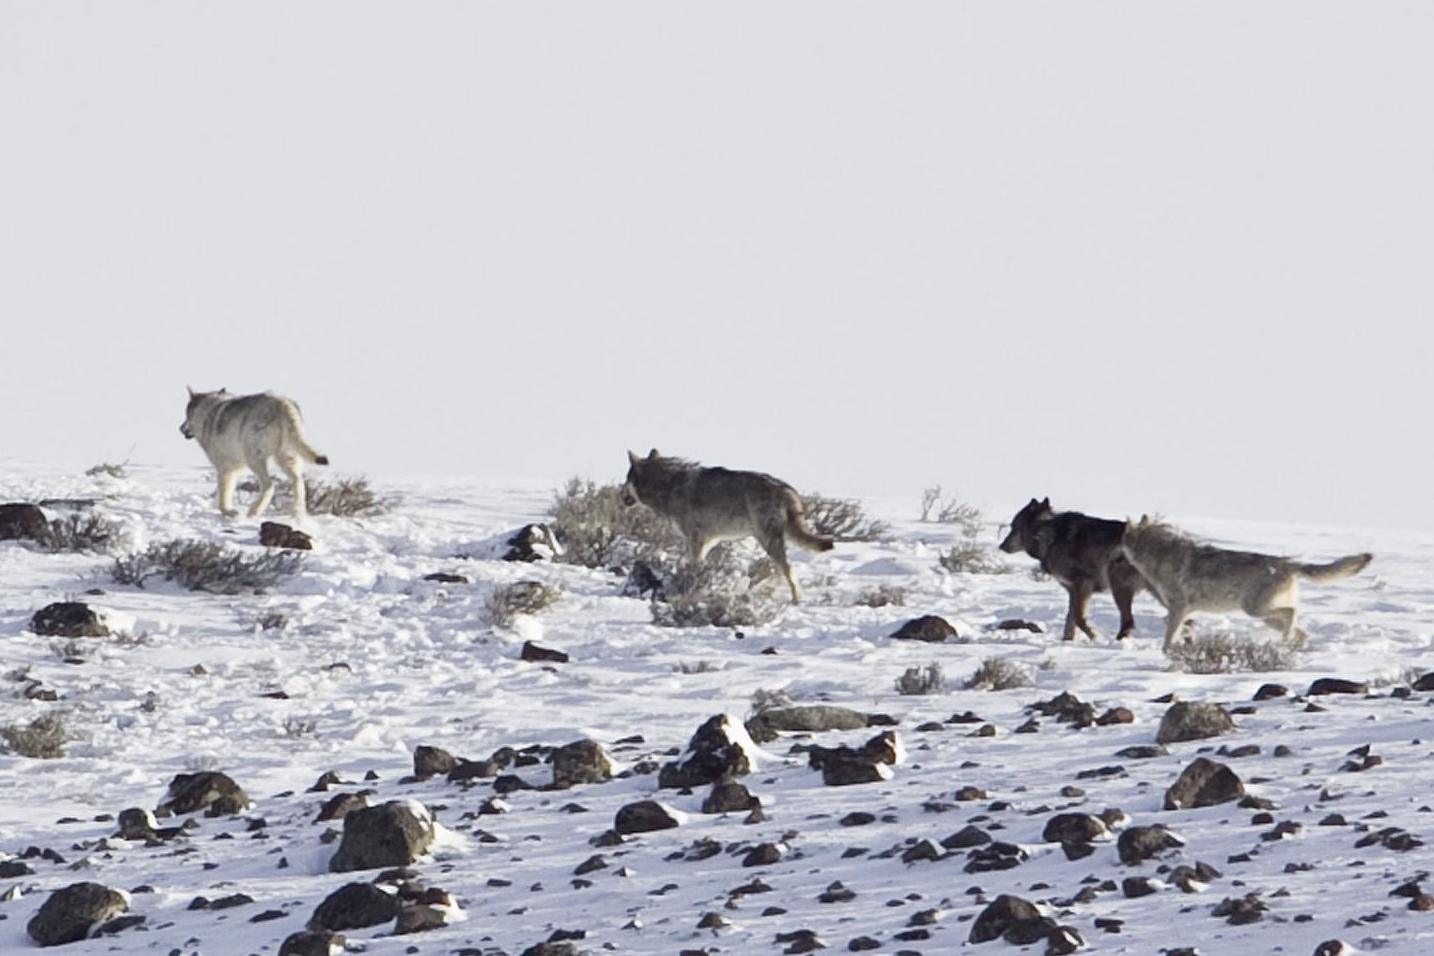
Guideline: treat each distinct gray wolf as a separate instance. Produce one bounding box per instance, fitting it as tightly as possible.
[1119,516,1372,650]
[180,387,329,519]
[999,497,1148,641]
[621,449,833,602]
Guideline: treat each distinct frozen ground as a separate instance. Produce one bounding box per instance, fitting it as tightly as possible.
[0,463,1430,955]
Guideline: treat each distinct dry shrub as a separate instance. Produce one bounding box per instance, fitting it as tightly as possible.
[85,461,127,479]
[938,540,1011,575]
[963,656,1033,691]
[550,477,683,571]
[674,660,721,674]
[1,712,70,758]
[237,475,392,517]
[854,584,907,608]
[112,538,303,593]
[1166,633,1296,674]
[650,543,784,629]
[895,663,946,696]
[42,513,127,554]
[800,493,890,542]
[485,580,563,628]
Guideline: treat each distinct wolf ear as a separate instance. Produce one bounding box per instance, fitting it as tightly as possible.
[647,448,659,460]
[219,386,228,394]
[1040,497,1051,508]
[1139,514,1151,526]
[186,385,195,398]
[628,450,640,466]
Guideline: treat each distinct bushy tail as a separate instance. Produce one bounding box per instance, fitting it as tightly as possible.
[785,491,835,553]
[282,400,329,466]
[1294,553,1371,582]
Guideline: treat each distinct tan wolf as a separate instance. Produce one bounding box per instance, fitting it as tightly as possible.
[621,449,834,603]
[1120,516,1372,650]
[180,388,329,519]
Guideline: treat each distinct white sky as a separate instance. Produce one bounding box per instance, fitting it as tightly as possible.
[3,3,1430,530]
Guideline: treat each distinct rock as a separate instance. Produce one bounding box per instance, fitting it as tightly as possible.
[520,943,579,956]
[614,800,683,835]
[1156,702,1235,745]
[413,745,459,778]
[27,882,129,947]
[1212,893,1267,924]
[0,503,48,542]
[308,882,400,931]
[942,825,991,849]
[1165,757,1245,810]
[259,522,313,550]
[965,841,1027,873]
[970,894,1041,944]
[743,842,785,867]
[1042,813,1109,845]
[1254,683,1289,700]
[1096,707,1134,726]
[1413,673,1434,693]
[703,781,757,814]
[315,792,370,823]
[520,640,569,663]
[280,931,346,956]
[1307,678,1368,696]
[658,714,761,788]
[1123,876,1159,897]
[746,705,871,743]
[1045,925,1084,954]
[890,615,958,642]
[116,807,158,841]
[551,739,614,788]
[504,523,560,562]
[329,801,436,873]
[422,571,468,583]
[901,839,944,863]
[821,758,892,787]
[818,880,856,902]
[158,771,251,817]
[394,903,451,933]
[1029,692,1096,727]
[1117,825,1184,865]
[1115,744,1168,759]
[1312,942,1350,956]
[30,602,109,638]
[995,618,1043,633]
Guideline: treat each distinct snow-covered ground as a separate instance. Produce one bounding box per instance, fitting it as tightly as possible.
[1,463,1430,955]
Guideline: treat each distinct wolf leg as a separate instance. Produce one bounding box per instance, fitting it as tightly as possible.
[1110,563,1141,640]
[280,458,307,519]
[1072,581,1099,640]
[761,528,800,603]
[1262,608,1298,643]
[216,467,242,518]
[1162,608,1190,652]
[247,458,276,518]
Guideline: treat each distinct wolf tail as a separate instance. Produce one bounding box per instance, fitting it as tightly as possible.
[282,400,330,466]
[785,490,835,553]
[1293,553,1372,582]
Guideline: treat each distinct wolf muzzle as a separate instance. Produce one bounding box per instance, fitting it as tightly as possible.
[179,422,194,440]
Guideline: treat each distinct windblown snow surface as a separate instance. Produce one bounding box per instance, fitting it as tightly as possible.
[1,464,1430,955]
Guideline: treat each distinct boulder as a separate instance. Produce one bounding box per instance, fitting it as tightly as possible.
[27,882,129,947]
[158,772,251,817]
[308,882,400,931]
[1117,824,1185,865]
[30,602,108,638]
[0,503,48,542]
[745,705,871,743]
[551,739,614,788]
[329,801,436,873]
[259,522,313,550]
[280,931,346,956]
[890,615,958,642]
[658,714,760,788]
[1164,757,1245,810]
[614,800,684,835]
[969,894,1041,944]
[1156,702,1234,745]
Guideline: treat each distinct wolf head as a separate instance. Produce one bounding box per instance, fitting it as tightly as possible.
[999,497,1053,554]
[180,386,226,440]
[622,448,661,507]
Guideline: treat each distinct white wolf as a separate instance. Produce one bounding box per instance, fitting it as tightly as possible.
[180,387,329,519]
[1120,516,1372,651]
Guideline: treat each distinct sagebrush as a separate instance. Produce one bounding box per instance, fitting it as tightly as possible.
[1,712,70,758]
[800,493,889,543]
[895,663,945,696]
[1165,633,1296,674]
[236,475,392,517]
[42,513,127,554]
[854,584,907,608]
[112,539,303,593]
[485,580,563,628]
[963,656,1033,691]
[549,477,683,570]
[650,542,784,628]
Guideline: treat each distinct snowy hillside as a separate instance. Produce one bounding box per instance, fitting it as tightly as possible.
[0,463,1429,956]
